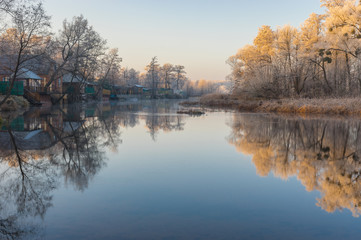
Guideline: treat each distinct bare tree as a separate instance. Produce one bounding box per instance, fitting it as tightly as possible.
[45,15,106,93]
[0,0,14,15]
[160,63,174,89]
[0,0,50,107]
[173,65,186,90]
[94,48,122,97]
[146,57,159,99]
[128,68,140,86]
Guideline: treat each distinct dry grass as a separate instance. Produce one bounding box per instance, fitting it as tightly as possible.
[181,94,361,116]
[257,98,360,115]
[197,93,260,111]
[199,93,250,109]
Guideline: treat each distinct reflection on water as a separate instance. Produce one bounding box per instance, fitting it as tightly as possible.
[0,100,185,240]
[228,114,361,217]
[3,101,361,239]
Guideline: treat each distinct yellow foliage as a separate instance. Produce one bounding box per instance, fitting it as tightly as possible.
[228,114,361,217]
[300,13,325,52]
[253,25,275,58]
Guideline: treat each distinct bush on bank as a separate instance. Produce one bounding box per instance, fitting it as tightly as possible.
[0,96,30,112]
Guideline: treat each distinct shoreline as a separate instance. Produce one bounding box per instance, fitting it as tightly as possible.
[180,94,361,116]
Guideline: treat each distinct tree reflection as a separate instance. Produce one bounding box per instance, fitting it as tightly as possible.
[0,124,56,239]
[0,106,114,238]
[144,101,185,141]
[47,122,105,191]
[228,114,361,217]
[0,100,187,238]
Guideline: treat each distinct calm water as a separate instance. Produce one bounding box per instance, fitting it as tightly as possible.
[1,100,361,240]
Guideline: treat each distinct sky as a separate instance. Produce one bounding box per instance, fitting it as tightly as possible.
[43,0,324,81]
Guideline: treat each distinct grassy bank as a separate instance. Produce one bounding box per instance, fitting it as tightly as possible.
[0,96,30,112]
[181,94,361,116]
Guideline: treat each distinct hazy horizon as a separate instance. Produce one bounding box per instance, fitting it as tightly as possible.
[44,0,323,81]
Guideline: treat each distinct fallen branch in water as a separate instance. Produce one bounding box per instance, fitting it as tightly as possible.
[177,109,205,116]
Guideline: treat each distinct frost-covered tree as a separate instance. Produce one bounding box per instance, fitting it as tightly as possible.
[128,68,140,86]
[45,15,106,91]
[0,0,51,107]
[160,63,174,89]
[145,57,160,98]
[173,65,186,90]
[228,0,361,98]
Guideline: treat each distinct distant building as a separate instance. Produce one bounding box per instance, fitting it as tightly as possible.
[0,55,63,105]
[129,84,145,95]
[62,74,86,103]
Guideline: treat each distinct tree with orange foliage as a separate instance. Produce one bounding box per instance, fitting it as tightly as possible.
[228,0,361,98]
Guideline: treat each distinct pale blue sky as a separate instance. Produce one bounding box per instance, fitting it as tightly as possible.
[44,0,323,81]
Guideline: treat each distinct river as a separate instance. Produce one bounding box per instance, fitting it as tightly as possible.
[1,100,361,240]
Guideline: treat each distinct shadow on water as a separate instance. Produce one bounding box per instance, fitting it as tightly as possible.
[0,100,186,240]
[228,113,361,217]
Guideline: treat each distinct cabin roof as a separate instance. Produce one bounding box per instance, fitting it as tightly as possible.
[62,74,84,83]
[12,68,42,80]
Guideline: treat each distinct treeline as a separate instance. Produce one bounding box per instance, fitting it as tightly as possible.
[110,60,188,92]
[0,0,190,104]
[228,0,361,99]
[142,57,229,97]
[143,57,187,98]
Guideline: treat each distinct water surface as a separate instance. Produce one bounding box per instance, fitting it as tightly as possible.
[1,100,361,240]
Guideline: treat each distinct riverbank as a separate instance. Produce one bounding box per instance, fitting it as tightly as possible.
[0,96,29,112]
[181,94,361,116]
